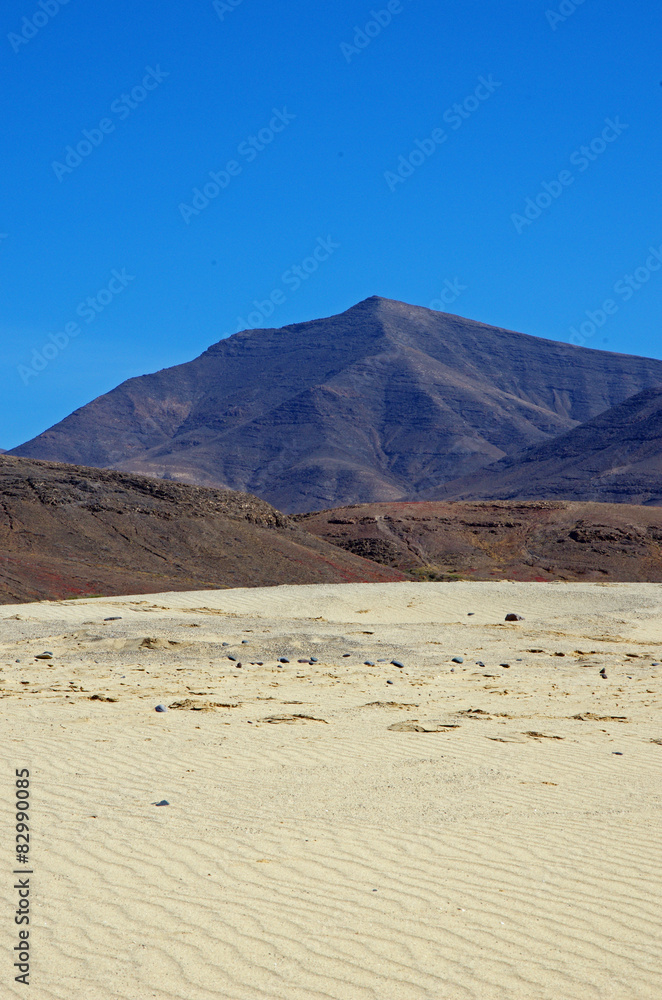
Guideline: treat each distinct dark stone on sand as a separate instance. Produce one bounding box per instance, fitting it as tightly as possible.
[451,656,464,664]
[600,668,607,679]
[365,661,375,666]
[155,704,167,712]
[279,658,290,663]
[36,652,53,659]
[391,660,405,669]
[499,663,510,668]
[154,800,169,806]
[343,653,351,657]
[386,679,394,684]
[310,657,318,663]
[505,613,524,622]
[104,617,122,621]
[228,655,237,661]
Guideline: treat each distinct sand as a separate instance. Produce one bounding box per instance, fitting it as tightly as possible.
[1,580,661,999]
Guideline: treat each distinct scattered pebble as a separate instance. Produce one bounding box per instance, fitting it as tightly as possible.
[391,660,405,669]
[227,655,237,661]
[500,663,511,668]
[155,704,167,713]
[451,657,464,664]
[342,653,351,658]
[309,657,318,663]
[153,800,169,806]
[386,680,394,685]
[476,661,485,667]
[221,642,229,647]
[278,658,289,664]
[35,652,53,660]
[241,640,250,644]
[235,663,243,668]
[104,617,122,621]
[600,668,607,679]
[612,752,623,756]
[364,661,375,666]
[505,614,524,622]
[467,612,475,616]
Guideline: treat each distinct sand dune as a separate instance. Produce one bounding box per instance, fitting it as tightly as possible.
[1,581,661,998]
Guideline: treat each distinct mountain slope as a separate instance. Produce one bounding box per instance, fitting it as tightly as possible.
[430,387,662,505]
[11,297,662,511]
[0,455,406,604]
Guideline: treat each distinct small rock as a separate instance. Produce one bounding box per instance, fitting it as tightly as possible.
[505,614,524,622]
[450,668,455,673]
[241,640,249,644]
[451,657,464,664]
[500,663,510,668]
[391,660,405,669]
[310,657,318,663]
[297,659,309,663]
[364,661,375,666]
[227,655,237,661]
[35,652,53,660]
[476,661,485,667]
[600,668,607,679]
[386,679,394,685]
[278,658,290,664]
[235,663,242,668]
[153,800,169,806]
[104,617,122,621]
[467,612,475,616]
[155,704,167,713]
[612,751,623,756]
[342,653,351,658]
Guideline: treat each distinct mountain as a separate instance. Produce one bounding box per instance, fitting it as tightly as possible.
[296,498,662,582]
[10,297,662,512]
[429,387,662,505]
[0,455,406,604]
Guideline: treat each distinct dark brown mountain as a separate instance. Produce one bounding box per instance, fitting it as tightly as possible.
[297,499,662,582]
[428,386,662,505]
[10,297,662,512]
[0,455,406,604]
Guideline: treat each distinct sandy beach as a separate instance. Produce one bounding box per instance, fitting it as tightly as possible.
[1,580,661,999]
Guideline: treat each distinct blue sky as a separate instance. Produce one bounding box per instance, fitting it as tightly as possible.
[1,0,660,448]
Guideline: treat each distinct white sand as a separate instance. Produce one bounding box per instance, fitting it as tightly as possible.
[1,581,661,999]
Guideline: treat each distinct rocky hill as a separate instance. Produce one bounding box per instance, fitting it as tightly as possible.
[0,455,406,604]
[297,498,662,582]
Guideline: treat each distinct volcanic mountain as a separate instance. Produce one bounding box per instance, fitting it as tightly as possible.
[0,455,405,604]
[430,386,662,505]
[10,297,662,512]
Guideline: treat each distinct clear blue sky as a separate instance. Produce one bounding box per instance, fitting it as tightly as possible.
[1,0,660,448]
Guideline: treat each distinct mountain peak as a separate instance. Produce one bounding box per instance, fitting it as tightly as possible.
[10,301,662,512]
